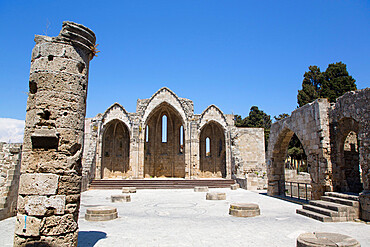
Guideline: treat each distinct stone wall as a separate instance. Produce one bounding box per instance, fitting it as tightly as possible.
[267,88,369,221]
[267,99,332,199]
[0,143,22,220]
[81,117,99,191]
[82,87,266,185]
[14,21,95,246]
[329,88,370,221]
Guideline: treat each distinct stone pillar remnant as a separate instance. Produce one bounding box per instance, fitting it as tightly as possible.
[14,21,96,247]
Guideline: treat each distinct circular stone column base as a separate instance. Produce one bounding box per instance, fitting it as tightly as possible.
[194,186,209,192]
[230,184,240,190]
[297,232,361,247]
[122,187,137,193]
[111,194,131,202]
[85,206,118,221]
[206,192,226,200]
[229,203,260,217]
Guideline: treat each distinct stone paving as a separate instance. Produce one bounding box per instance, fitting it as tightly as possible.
[0,188,369,246]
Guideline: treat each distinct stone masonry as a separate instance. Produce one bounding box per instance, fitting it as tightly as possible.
[81,88,266,188]
[267,88,369,221]
[0,143,22,220]
[14,21,96,246]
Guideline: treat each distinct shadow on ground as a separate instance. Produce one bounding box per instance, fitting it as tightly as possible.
[78,231,107,247]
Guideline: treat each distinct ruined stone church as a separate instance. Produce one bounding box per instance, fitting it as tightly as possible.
[81,87,266,187]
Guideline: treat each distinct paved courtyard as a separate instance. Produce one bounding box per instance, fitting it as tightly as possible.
[1,188,369,246]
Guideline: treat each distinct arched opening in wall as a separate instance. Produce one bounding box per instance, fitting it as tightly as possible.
[270,129,311,199]
[333,117,362,194]
[101,119,130,179]
[144,102,185,178]
[342,131,362,193]
[284,133,310,199]
[199,121,226,178]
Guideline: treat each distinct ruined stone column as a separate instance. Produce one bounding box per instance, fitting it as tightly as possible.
[14,21,96,247]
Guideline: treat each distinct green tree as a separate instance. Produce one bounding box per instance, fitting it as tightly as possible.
[297,66,324,107]
[234,106,271,149]
[321,62,357,102]
[297,62,356,107]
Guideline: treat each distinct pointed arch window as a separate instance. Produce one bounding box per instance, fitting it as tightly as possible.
[179,125,184,153]
[206,137,211,157]
[145,125,149,142]
[162,115,167,143]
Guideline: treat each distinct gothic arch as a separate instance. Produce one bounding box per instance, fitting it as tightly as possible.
[141,87,188,126]
[101,119,130,179]
[144,102,186,178]
[199,120,226,178]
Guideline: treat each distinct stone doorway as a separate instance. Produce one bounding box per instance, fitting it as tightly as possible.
[333,117,363,194]
[102,120,130,178]
[144,103,185,178]
[199,121,226,178]
[343,131,362,193]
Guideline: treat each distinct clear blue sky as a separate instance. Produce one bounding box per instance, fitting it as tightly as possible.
[0,0,369,121]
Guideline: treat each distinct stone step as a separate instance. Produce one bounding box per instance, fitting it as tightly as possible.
[89,179,236,190]
[302,204,339,217]
[324,192,359,201]
[309,200,351,212]
[296,208,333,222]
[321,196,359,207]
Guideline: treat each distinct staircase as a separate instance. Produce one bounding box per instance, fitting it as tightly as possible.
[296,192,360,222]
[89,179,236,190]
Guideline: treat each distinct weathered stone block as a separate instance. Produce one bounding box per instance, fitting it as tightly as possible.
[40,214,77,236]
[85,206,118,221]
[229,203,260,217]
[58,175,81,195]
[18,173,58,195]
[194,186,209,192]
[24,195,65,216]
[230,184,240,190]
[206,192,226,200]
[15,214,41,237]
[111,194,131,202]
[122,187,136,193]
[296,232,360,247]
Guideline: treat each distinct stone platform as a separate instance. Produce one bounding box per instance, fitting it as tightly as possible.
[85,206,118,221]
[297,232,361,247]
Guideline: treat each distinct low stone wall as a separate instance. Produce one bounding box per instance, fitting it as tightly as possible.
[0,142,22,220]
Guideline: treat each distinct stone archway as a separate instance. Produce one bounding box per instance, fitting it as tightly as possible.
[144,102,185,178]
[101,119,130,178]
[199,121,226,178]
[332,117,362,194]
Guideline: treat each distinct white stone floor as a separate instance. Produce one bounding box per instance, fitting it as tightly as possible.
[1,188,369,247]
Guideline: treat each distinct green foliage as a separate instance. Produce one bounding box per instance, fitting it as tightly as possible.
[234,106,271,149]
[274,113,289,121]
[321,62,357,102]
[297,62,357,107]
[287,134,306,160]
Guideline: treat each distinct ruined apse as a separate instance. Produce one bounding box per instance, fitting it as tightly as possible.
[81,87,266,187]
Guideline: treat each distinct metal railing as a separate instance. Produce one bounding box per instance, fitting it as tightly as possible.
[284,181,311,201]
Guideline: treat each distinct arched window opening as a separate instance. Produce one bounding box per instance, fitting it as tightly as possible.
[145,125,149,142]
[162,115,167,143]
[179,125,184,154]
[206,137,211,157]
